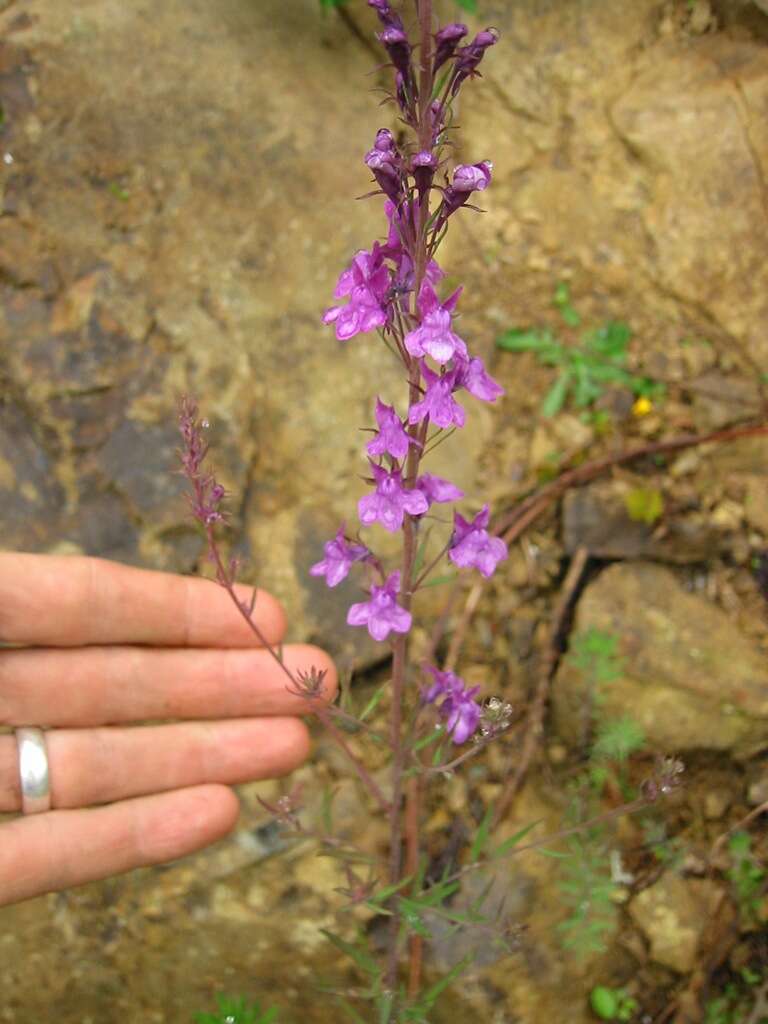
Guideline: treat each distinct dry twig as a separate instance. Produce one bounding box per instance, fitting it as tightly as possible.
[492,545,589,827]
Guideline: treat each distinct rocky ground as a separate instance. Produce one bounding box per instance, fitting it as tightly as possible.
[1,0,768,1021]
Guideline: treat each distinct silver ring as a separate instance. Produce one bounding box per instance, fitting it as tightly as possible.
[15,727,51,815]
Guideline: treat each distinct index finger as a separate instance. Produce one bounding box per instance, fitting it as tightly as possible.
[0,554,287,648]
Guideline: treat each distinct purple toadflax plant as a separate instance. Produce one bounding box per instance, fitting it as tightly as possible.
[180,6,686,1017]
[316,0,512,1005]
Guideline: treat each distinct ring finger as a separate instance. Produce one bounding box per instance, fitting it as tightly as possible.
[0,717,310,812]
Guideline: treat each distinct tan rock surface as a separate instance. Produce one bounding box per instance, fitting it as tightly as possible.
[552,562,768,757]
[629,873,726,973]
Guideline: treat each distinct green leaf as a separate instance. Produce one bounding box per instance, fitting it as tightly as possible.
[453,0,478,11]
[320,930,379,976]
[420,956,473,1008]
[108,181,130,201]
[376,991,395,1024]
[592,716,645,763]
[366,875,413,907]
[553,282,581,326]
[194,995,278,1024]
[420,572,458,588]
[491,820,542,859]
[728,831,752,856]
[469,804,494,862]
[412,531,432,576]
[413,726,445,752]
[541,371,571,417]
[358,683,388,722]
[624,487,664,525]
[561,305,581,327]
[589,321,631,358]
[496,327,555,352]
[339,1000,368,1024]
[590,986,619,1019]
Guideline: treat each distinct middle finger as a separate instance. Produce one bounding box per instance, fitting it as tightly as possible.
[0,644,337,727]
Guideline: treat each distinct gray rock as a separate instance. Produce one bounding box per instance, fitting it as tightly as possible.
[552,562,768,757]
[562,480,727,563]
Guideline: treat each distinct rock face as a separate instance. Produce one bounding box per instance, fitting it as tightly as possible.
[552,563,768,758]
[562,479,728,564]
[610,37,768,373]
[629,874,726,973]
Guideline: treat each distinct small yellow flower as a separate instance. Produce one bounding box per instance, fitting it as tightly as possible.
[632,396,653,417]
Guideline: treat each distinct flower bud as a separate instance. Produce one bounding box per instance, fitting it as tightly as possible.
[451,27,499,96]
[374,127,395,152]
[433,23,468,74]
[365,146,402,203]
[411,149,437,194]
[378,26,412,82]
[368,0,404,31]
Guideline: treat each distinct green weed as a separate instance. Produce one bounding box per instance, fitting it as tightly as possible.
[556,629,645,954]
[195,995,279,1024]
[726,831,766,924]
[590,984,638,1021]
[704,968,767,1024]
[496,283,663,418]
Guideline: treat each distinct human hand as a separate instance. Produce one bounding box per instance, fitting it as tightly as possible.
[0,553,336,906]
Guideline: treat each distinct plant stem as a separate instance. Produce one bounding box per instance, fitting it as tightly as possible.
[383,2,435,1007]
[314,705,392,814]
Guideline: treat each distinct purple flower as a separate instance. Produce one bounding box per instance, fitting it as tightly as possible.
[448,505,508,578]
[433,23,469,74]
[366,398,413,460]
[452,162,493,194]
[422,666,482,744]
[451,28,499,96]
[358,461,429,532]
[365,145,402,204]
[408,364,465,429]
[310,527,369,588]
[404,282,468,364]
[436,161,493,230]
[323,245,391,341]
[454,353,504,402]
[414,472,464,508]
[347,571,412,642]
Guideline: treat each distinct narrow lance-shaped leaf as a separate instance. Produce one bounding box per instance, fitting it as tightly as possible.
[469,803,495,862]
[541,369,572,417]
[319,930,379,976]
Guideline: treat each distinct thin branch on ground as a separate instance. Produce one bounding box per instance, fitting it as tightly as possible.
[492,545,590,828]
